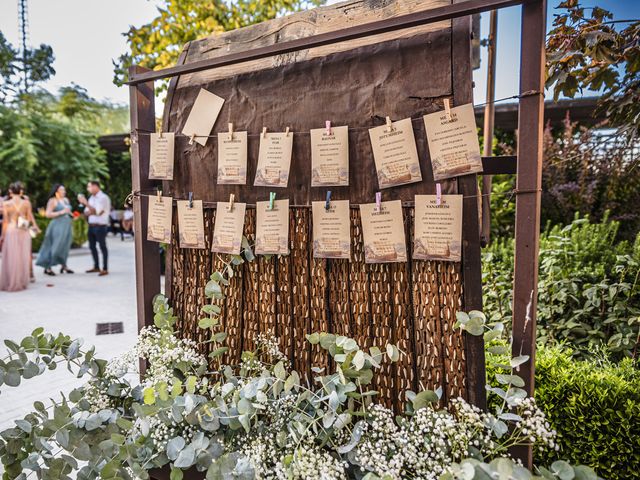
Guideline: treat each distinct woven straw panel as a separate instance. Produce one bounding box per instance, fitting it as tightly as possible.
[170,206,467,408]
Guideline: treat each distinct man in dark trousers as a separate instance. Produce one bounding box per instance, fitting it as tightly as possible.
[78,181,111,276]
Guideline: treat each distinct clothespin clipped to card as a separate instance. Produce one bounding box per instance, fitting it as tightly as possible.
[228,194,235,212]
[443,98,452,121]
[325,121,332,136]
[188,192,194,209]
[436,183,442,206]
[228,123,234,141]
[189,133,196,145]
[325,191,332,211]
[262,127,267,139]
[375,192,382,213]
[268,192,276,211]
[159,130,164,139]
[385,116,394,133]
[157,188,162,202]
[285,126,290,137]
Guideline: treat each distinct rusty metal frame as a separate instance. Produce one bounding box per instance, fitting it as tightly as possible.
[129,0,546,468]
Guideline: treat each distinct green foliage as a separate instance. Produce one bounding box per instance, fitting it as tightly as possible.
[487,346,640,480]
[483,214,640,360]
[546,1,640,140]
[31,216,88,252]
[113,0,325,89]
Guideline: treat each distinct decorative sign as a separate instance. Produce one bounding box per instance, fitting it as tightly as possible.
[311,200,351,259]
[423,103,483,180]
[359,200,407,263]
[149,133,175,180]
[368,118,422,189]
[310,125,349,186]
[217,131,248,185]
[182,89,225,146]
[413,194,463,262]
[254,132,294,187]
[212,202,246,255]
[177,200,205,249]
[255,199,290,255]
[147,195,173,244]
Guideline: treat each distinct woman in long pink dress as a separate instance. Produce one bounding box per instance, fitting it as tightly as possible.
[0,182,40,292]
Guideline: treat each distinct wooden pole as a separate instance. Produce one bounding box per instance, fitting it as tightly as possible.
[480,9,498,247]
[512,0,546,468]
[129,65,161,338]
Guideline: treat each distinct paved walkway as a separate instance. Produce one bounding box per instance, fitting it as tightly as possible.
[0,237,139,429]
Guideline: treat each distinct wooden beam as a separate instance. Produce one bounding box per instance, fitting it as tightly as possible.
[126,0,526,85]
[511,0,547,468]
[129,66,161,340]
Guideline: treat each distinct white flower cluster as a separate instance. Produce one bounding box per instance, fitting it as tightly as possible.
[142,414,200,452]
[353,404,403,479]
[274,444,348,480]
[512,397,558,451]
[105,348,139,378]
[83,380,113,413]
[255,333,289,367]
[449,397,497,456]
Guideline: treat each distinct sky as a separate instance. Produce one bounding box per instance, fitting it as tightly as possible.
[0,0,638,110]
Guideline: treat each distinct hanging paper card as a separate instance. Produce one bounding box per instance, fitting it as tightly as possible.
[255,199,289,255]
[423,103,483,180]
[413,194,463,261]
[217,131,248,185]
[149,133,175,180]
[181,89,225,146]
[359,200,407,263]
[368,118,422,189]
[147,196,173,244]
[212,202,246,255]
[177,200,205,249]
[312,200,351,259]
[254,133,293,187]
[310,125,349,186]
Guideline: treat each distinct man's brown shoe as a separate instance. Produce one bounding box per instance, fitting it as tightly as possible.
[86,268,100,273]
[99,270,109,276]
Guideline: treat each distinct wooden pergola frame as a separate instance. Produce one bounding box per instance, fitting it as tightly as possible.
[126,0,546,467]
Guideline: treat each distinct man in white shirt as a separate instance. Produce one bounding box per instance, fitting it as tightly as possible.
[78,181,111,276]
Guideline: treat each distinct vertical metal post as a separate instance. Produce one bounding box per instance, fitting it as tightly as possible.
[129,65,161,334]
[512,0,546,468]
[480,9,498,246]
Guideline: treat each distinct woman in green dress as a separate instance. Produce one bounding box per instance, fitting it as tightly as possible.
[36,184,74,276]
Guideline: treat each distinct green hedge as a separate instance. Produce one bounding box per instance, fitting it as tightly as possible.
[489,346,640,479]
[32,217,89,253]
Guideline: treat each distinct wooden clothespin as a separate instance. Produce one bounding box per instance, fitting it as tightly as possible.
[157,188,162,202]
[262,127,267,139]
[188,192,194,209]
[159,130,164,139]
[325,121,332,136]
[385,116,394,133]
[228,123,234,141]
[228,193,235,212]
[189,133,196,145]
[325,191,332,211]
[443,98,452,121]
[268,192,276,211]
[285,126,290,137]
[436,183,442,206]
[375,191,382,213]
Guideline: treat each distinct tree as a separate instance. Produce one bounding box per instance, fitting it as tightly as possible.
[113,0,323,88]
[546,1,640,140]
[0,31,55,102]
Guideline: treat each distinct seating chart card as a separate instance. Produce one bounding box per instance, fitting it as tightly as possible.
[359,200,407,263]
[311,200,351,259]
[255,199,290,255]
[368,118,422,189]
[181,88,225,146]
[212,202,246,255]
[254,133,294,187]
[177,200,205,249]
[147,196,173,244]
[413,194,463,262]
[310,125,349,186]
[423,103,483,181]
[217,131,248,185]
[149,133,175,180]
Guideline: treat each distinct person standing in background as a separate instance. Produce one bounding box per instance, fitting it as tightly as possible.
[78,181,111,276]
[36,184,74,276]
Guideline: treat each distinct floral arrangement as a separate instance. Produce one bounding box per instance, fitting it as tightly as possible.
[0,244,599,480]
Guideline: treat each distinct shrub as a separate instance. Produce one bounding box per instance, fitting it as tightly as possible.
[483,213,640,360]
[32,216,88,252]
[533,346,640,480]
